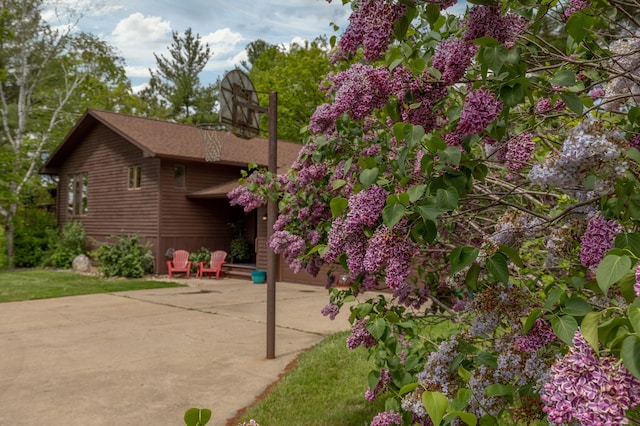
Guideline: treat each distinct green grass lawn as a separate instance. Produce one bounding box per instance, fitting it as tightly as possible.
[234,331,387,426]
[0,269,183,302]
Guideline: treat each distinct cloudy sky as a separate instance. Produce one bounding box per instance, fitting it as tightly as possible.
[43,0,351,91]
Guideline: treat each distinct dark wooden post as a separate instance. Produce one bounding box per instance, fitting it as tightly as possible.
[266,91,278,359]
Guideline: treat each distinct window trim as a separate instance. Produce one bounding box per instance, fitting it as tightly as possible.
[67,172,88,216]
[128,165,142,190]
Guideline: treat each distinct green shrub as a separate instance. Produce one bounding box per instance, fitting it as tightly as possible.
[44,220,87,269]
[14,207,57,267]
[188,247,211,274]
[93,234,153,278]
[229,237,252,263]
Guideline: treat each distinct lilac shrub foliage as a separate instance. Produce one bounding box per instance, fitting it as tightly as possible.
[231,0,640,424]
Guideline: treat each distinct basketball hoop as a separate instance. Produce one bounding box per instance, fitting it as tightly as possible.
[198,123,227,162]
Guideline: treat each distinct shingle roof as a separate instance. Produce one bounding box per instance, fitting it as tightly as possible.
[41,108,302,174]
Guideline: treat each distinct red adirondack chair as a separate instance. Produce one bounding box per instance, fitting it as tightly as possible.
[167,249,192,278]
[197,250,227,279]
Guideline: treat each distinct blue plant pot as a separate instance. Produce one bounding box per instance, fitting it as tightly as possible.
[251,270,266,284]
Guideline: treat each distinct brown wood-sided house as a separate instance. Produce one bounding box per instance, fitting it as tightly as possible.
[40,108,322,283]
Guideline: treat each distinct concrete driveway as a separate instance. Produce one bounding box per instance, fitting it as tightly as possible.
[0,279,354,425]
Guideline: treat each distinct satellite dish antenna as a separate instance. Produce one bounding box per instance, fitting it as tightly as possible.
[219,69,263,139]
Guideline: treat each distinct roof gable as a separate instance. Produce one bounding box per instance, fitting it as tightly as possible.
[41,108,302,174]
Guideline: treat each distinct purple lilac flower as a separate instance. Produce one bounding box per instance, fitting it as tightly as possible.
[363,224,417,290]
[516,318,557,352]
[426,0,458,10]
[269,230,306,272]
[536,98,552,113]
[457,87,503,136]
[347,318,377,349]
[504,132,535,172]
[391,66,448,131]
[464,6,528,48]
[345,185,389,232]
[630,135,640,150]
[431,38,477,84]
[564,0,590,19]
[553,98,566,110]
[227,186,266,212]
[332,0,406,63]
[321,303,340,320]
[589,87,605,100]
[541,331,640,425]
[310,65,392,135]
[579,215,624,269]
[370,410,402,426]
[365,368,391,401]
[635,264,640,297]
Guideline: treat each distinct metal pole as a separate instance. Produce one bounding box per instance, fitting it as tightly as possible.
[266,91,278,359]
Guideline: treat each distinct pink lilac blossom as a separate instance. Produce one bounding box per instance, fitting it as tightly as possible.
[589,87,605,100]
[227,185,266,212]
[269,230,306,273]
[457,87,503,136]
[344,185,389,231]
[347,318,377,349]
[553,98,566,111]
[321,303,340,320]
[424,0,458,10]
[365,368,391,401]
[363,224,417,290]
[630,135,640,150]
[431,38,478,84]
[332,0,406,63]
[541,331,640,425]
[635,264,640,297]
[563,0,590,19]
[579,215,623,269]
[504,132,535,172]
[463,6,528,48]
[516,318,557,352]
[536,98,552,113]
[391,66,448,131]
[370,410,402,426]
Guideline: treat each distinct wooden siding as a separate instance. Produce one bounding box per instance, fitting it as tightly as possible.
[157,161,251,273]
[56,124,162,267]
[54,124,258,274]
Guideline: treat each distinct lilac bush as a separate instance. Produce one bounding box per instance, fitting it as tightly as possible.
[230,0,640,424]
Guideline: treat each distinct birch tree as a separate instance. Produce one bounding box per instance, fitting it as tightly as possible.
[0,0,133,268]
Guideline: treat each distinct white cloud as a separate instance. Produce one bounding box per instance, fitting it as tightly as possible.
[203,28,245,59]
[124,65,152,79]
[111,13,171,45]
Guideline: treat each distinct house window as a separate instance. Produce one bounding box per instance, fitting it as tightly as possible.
[128,166,142,190]
[174,164,185,188]
[67,173,88,216]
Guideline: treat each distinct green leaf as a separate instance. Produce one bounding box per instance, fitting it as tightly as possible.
[399,382,420,396]
[621,335,640,379]
[479,44,508,74]
[367,318,387,340]
[435,187,459,211]
[498,245,523,268]
[425,3,441,25]
[330,197,348,218]
[500,83,525,107]
[423,391,449,426]
[382,203,408,228]
[563,296,592,316]
[465,263,480,291]
[332,179,347,190]
[523,309,542,333]
[560,92,584,114]
[565,13,593,43]
[359,167,379,188]
[486,252,509,284]
[445,412,478,426]
[551,70,576,86]
[628,305,640,335]
[407,184,426,203]
[551,315,579,345]
[614,233,640,257]
[596,254,632,294]
[580,311,602,353]
[450,246,480,274]
[485,384,515,397]
[184,408,212,426]
[416,201,441,222]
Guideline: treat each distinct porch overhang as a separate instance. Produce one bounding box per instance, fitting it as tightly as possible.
[187,179,239,199]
